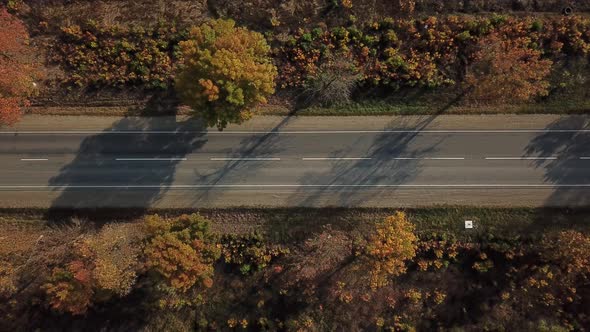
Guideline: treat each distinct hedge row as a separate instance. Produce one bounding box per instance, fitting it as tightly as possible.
[48,21,187,89]
[277,14,590,90]
[48,15,590,91]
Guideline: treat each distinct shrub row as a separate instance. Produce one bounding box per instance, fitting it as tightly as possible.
[275,15,590,90]
[49,15,590,93]
[48,21,187,89]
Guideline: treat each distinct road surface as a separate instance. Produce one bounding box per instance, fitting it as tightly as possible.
[0,116,589,207]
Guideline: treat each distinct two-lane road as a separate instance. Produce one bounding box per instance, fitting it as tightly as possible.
[0,128,589,207]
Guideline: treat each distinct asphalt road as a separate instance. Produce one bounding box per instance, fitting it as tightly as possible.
[1,127,590,207]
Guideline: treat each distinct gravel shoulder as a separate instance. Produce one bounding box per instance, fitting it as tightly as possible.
[5,113,590,131]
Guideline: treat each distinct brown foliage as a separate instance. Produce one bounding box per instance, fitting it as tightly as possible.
[82,223,144,296]
[291,227,354,284]
[41,222,144,315]
[464,32,553,104]
[545,230,590,277]
[0,260,17,297]
[304,52,361,106]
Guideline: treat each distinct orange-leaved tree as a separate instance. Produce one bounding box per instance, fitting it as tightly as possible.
[175,19,277,130]
[43,260,94,315]
[0,8,39,125]
[143,214,220,308]
[365,211,418,289]
[465,32,552,104]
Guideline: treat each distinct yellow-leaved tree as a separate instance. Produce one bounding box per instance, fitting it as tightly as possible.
[365,212,418,289]
[175,19,277,130]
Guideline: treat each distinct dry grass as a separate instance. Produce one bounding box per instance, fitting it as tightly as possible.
[2,207,590,245]
[0,217,46,256]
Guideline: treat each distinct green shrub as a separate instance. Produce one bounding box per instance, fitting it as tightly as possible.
[220,232,289,275]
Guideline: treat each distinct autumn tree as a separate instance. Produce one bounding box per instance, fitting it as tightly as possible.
[365,212,418,289]
[43,260,94,315]
[175,19,277,130]
[42,223,144,315]
[0,8,39,125]
[543,230,590,287]
[464,32,552,104]
[506,230,590,325]
[143,214,220,307]
[304,51,361,106]
[83,223,144,296]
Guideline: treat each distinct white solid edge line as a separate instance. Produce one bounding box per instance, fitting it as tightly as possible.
[20,158,48,161]
[2,184,590,189]
[302,157,372,161]
[302,157,463,161]
[210,158,281,161]
[2,129,590,135]
[422,157,465,160]
[391,157,465,160]
[580,157,590,160]
[115,158,187,161]
[486,157,558,160]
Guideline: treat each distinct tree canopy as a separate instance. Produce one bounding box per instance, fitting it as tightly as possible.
[0,8,39,125]
[175,19,277,130]
[465,32,552,104]
[365,212,418,289]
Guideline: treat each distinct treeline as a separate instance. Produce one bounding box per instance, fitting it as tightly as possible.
[1,212,589,330]
[46,15,590,102]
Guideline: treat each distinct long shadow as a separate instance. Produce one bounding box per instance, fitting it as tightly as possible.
[524,115,590,207]
[188,115,297,204]
[290,128,446,207]
[45,116,208,220]
[287,96,460,206]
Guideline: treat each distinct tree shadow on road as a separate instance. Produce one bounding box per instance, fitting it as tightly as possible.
[282,95,462,207]
[524,115,590,207]
[287,115,450,207]
[187,115,296,205]
[44,116,208,221]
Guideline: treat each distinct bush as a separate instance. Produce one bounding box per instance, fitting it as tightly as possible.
[303,52,361,106]
[220,232,289,275]
[0,260,17,297]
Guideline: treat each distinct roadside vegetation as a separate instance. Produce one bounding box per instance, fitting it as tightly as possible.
[1,1,590,126]
[2,2,590,330]
[1,207,589,330]
[0,7,39,125]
